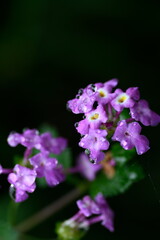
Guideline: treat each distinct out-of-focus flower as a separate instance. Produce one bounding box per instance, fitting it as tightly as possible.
[130,99,160,126]
[8,164,37,202]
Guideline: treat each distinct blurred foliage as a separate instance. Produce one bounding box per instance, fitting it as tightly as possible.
[89,163,144,197]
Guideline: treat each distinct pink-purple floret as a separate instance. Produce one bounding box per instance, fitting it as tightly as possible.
[7,129,67,202]
[74,193,114,232]
[67,79,160,163]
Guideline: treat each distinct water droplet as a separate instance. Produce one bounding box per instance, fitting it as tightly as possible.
[76,94,80,99]
[85,149,90,155]
[89,159,95,164]
[9,184,16,201]
[78,88,83,96]
[91,84,96,92]
[74,122,79,128]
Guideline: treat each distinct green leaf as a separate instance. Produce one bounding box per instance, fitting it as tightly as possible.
[111,143,136,166]
[119,109,130,120]
[89,163,144,197]
[13,155,24,165]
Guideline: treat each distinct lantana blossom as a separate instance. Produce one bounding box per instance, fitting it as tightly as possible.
[73,193,114,231]
[29,152,65,186]
[112,120,150,155]
[67,78,159,164]
[8,164,37,202]
[130,99,160,126]
[6,128,67,202]
[76,105,108,135]
[111,87,140,112]
[79,129,109,163]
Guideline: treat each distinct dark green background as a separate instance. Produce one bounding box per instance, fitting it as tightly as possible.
[0,1,160,239]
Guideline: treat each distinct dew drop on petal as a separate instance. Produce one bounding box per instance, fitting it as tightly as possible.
[74,122,79,128]
[89,159,95,164]
[85,149,90,155]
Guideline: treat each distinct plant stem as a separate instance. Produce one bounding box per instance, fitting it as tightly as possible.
[15,186,86,233]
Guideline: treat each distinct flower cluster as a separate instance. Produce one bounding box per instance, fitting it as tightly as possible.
[1,129,67,202]
[67,79,160,163]
[56,193,114,239]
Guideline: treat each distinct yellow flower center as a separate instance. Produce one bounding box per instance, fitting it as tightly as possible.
[90,113,99,120]
[118,95,127,103]
[99,91,105,98]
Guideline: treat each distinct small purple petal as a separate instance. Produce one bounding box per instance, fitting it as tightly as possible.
[40,132,67,154]
[126,87,140,100]
[7,133,22,147]
[95,193,114,232]
[77,195,100,217]
[29,153,65,186]
[79,129,109,163]
[130,99,160,126]
[112,120,150,154]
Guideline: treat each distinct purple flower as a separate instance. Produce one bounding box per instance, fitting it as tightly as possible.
[76,105,108,135]
[7,132,22,147]
[95,193,114,232]
[130,99,160,126]
[111,87,140,112]
[8,164,37,202]
[94,79,118,105]
[76,193,114,232]
[112,120,150,155]
[75,153,102,181]
[79,129,109,163]
[8,129,67,157]
[67,85,96,114]
[29,152,65,186]
[40,132,67,154]
[7,129,41,150]
[77,195,100,217]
